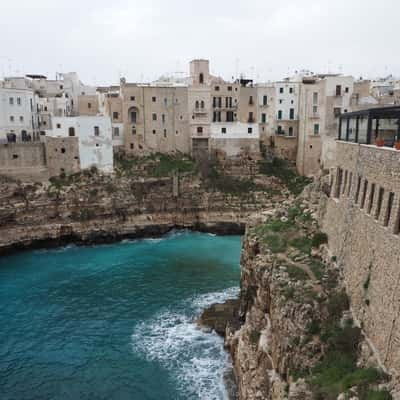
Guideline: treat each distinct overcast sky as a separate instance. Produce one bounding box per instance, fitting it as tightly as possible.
[1,0,399,85]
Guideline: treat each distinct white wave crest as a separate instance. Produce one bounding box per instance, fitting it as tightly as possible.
[131,287,239,399]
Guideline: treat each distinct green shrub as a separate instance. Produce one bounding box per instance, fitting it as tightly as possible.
[249,330,260,345]
[290,236,313,254]
[308,319,321,335]
[365,389,392,400]
[308,259,325,280]
[312,232,328,248]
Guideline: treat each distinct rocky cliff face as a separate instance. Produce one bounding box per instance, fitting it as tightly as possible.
[0,169,284,254]
[200,191,393,400]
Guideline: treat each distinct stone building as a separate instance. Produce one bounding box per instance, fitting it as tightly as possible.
[121,81,190,155]
[45,115,113,173]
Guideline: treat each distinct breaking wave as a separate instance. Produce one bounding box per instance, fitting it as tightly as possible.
[131,287,239,400]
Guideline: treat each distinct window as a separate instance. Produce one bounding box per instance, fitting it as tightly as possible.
[152,129,156,134]
[334,168,343,198]
[132,127,136,135]
[162,114,165,123]
[17,97,21,105]
[19,116,23,122]
[164,98,167,106]
[130,111,137,123]
[249,96,254,105]
[215,86,220,91]
[61,148,66,154]
[152,96,156,102]
[367,183,375,214]
[278,110,282,120]
[279,99,283,104]
[12,154,18,159]
[10,116,14,122]
[355,176,362,203]
[279,87,284,94]
[263,95,267,106]
[313,105,318,114]
[152,113,157,121]
[375,187,384,220]
[226,111,234,122]
[334,107,341,118]
[60,85,63,90]
[163,129,167,138]
[248,127,253,134]
[345,87,349,93]
[130,143,134,149]
[199,73,204,84]
[289,87,294,94]
[9,97,14,105]
[248,112,254,123]
[197,127,203,134]
[336,85,342,96]
[113,112,119,120]
[261,113,267,123]
[313,92,318,104]
[314,124,320,135]
[384,192,395,227]
[195,100,199,109]
[227,86,232,91]
[289,108,295,120]
[56,123,61,128]
[360,180,368,209]
[201,100,205,109]
[94,126,100,136]
[221,127,226,134]
[113,127,119,137]
[44,106,48,111]
[130,96,135,101]
[88,103,92,109]
[288,127,294,136]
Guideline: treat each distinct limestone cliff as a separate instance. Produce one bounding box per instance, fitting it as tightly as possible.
[0,168,284,254]
[200,193,394,400]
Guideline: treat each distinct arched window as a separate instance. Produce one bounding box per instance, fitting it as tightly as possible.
[197,126,203,134]
[199,73,204,84]
[195,100,199,109]
[68,127,75,136]
[200,100,205,109]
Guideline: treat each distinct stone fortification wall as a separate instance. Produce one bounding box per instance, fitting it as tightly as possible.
[321,140,400,385]
[0,142,48,181]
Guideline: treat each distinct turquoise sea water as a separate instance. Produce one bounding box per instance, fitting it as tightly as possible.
[0,231,242,400]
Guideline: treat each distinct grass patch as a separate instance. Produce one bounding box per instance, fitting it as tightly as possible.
[365,390,392,400]
[259,157,312,195]
[286,265,310,281]
[290,236,313,254]
[149,153,195,177]
[308,259,325,280]
[264,234,288,253]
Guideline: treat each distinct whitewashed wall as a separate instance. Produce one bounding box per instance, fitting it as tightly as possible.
[47,116,113,172]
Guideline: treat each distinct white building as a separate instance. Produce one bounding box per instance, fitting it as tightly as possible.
[46,115,113,172]
[0,80,39,143]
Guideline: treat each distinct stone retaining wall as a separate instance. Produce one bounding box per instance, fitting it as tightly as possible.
[322,140,400,386]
